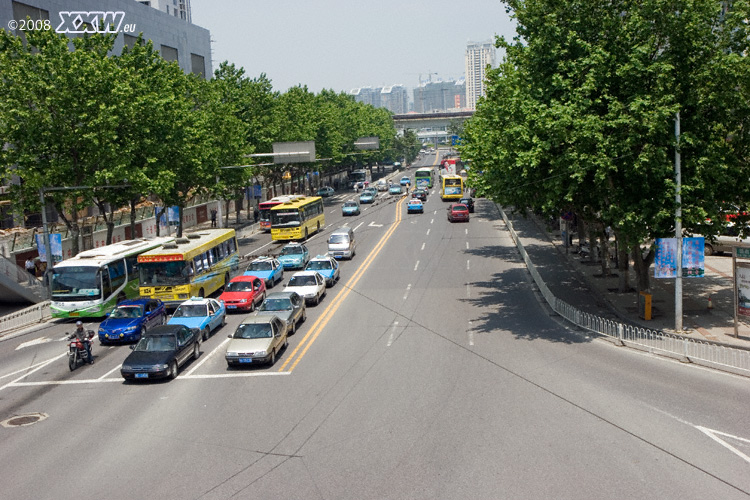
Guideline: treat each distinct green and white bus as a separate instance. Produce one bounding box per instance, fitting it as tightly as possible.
[414,167,434,189]
[50,237,174,319]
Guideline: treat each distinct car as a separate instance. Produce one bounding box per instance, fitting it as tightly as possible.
[98,299,166,344]
[412,189,427,202]
[701,223,750,255]
[244,257,284,288]
[448,203,470,222]
[305,254,340,287]
[359,191,375,204]
[342,200,360,216]
[316,186,335,197]
[120,324,200,381]
[225,315,289,367]
[393,161,402,168]
[459,197,475,213]
[253,291,307,334]
[168,297,226,341]
[364,186,377,196]
[218,275,266,312]
[277,242,310,269]
[283,270,326,305]
[407,199,424,214]
[376,179,389,191]
[389,185,403,196]
[400,176,411,186]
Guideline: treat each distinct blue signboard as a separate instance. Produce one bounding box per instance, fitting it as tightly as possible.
[654,237,705,278]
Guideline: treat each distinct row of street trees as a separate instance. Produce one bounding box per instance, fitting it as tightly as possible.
[0,28,406,254]
[461,0,750,292]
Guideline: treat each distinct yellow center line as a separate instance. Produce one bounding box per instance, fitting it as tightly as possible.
[279,196,405,372]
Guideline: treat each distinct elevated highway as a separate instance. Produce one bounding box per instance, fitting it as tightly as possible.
[392,111,474,143]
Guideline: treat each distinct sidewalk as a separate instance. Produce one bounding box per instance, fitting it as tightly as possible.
[503,208,750,350]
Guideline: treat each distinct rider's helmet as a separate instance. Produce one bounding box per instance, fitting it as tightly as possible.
[76,320,83,328]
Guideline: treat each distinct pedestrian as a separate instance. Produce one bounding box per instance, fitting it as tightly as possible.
[210,208,217,228]
[253,206,259,223]
[25,257,36,282]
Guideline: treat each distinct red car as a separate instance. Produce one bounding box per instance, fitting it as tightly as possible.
[447,203,470,222]
[219,275,267,312]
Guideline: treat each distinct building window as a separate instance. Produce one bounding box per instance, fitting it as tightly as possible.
[161,44,178,62]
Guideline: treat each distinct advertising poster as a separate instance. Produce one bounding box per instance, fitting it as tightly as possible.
[737,263,750,318]
[654,237,705,278]
[35,233,63,263]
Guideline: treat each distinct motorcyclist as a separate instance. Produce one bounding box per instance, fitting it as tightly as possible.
[70,320,93,364]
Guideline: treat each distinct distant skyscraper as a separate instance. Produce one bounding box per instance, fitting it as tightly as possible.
[413,79,466,113]
[351,85,408,113]
[465,41,496,110]
[136,0,192,22]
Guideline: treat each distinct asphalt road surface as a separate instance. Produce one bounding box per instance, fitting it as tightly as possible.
[1,151,749,499]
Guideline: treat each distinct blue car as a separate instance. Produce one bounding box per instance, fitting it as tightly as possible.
[407,199,424,214]
[359,191,375,204]
[389,185,403,195]
[277,242,310,269]
[400,176,411,186]
[342,200,360,216]
[168,297,226,341]
[98,299,166,344]
[305,254,340,287]
[245,257,284,288]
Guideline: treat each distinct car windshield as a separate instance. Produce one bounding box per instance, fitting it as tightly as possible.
[249,261,272,271]
[288,275,317,287]
[344,202,357,207]
[110,306,143,319]
[281,246,303,256]
[329,235,348,244]
[134,335,176,352]
[234,323,273,339]
[226,281,254,292]
[307,260,332,271]
[172,304,208,317]
[259,298,291,311]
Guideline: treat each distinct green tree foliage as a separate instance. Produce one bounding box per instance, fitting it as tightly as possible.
[395,129,421,165]
[461,0,750,291]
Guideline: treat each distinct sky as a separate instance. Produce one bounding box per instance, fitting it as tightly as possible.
[189,0,517,94]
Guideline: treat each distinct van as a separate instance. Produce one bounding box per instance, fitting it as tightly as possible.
[328,226,356,260]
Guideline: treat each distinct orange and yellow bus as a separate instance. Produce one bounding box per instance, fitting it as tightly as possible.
[270,196,325,241]
[440,175,464,201]
[138,229,239,306]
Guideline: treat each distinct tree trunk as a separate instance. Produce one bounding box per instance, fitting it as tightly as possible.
[129,198,137,240]
[55,204,81,257]
[576,215,586,248]
[224,199,231,226]
[600,226,611,277]
[177,205,184,238]
[615,232,631,292]
[630,243,655,292]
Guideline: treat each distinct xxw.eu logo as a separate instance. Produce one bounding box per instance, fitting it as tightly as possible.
[56,11,130,34]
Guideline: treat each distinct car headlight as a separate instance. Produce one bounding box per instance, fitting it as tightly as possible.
[154,364,168,371]
[226,351,237,357]
[256,350,267,357]
[124,325,139,332]
[239,299,247,303]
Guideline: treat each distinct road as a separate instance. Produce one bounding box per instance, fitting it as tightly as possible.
[1,151,749,499]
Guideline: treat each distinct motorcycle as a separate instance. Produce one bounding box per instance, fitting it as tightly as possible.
[68,330,95,371]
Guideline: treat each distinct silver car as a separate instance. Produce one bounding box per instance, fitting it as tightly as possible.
[252,291,307,334]
[225,315,288,367]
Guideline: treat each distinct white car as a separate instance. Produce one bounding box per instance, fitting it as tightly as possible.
[283,271,326,305]
[376,179,389,192]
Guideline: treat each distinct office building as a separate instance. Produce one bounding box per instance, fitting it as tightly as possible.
[465,41,496,110]
[413,79,466,113]
[136,0,192,22]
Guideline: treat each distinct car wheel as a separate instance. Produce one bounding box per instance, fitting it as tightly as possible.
[141,324,147,338]
[704,244,714,256]
[221,313,226,327]
[301,308,307,323]
[202,327,209,342]
[249,301,255,313]
[314,294,320,306]
[192,342,200,360]
[290,319,296,335]
[268,349,276,366]
[168,361,178,379]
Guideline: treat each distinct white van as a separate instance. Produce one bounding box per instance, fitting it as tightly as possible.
[328,227,356,259]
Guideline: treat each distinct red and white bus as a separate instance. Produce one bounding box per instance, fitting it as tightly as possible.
[257,195,302,232]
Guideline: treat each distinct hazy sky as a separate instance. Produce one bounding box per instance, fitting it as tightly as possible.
[189,0,517,93]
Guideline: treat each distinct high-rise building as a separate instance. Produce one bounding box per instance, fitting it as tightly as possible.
[136,0,192,23]
[465,41,496,110]
[413,79,466,113]
[380,85,409,114]
[350,87,381,108]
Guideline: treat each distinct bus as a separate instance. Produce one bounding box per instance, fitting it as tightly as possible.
[270,196,325,241]
[441,157,463,176]
[50,237,175,319]
[349,169,371,188]
[440,175,465,201]
[414,167,434,189]
[138,229,240,307]
[258,195,302,232]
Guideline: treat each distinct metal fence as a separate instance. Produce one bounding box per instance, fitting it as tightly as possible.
[500,208,750,377]
[0,301,50,334]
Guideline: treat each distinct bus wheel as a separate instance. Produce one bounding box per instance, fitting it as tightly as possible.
[199,288,205,298]
[316,222,320,232]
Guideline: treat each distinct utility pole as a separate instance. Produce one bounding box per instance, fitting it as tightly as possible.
[675,112,683,332]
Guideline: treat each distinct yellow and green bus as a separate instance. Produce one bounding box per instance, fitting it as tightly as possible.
[138,229,239,306]
[440,175,464,201]
[414,167,434,189]
[270,196,325,241]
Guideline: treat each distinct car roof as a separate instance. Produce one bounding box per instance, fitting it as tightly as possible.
[284,242,305,247]
[251,256,276,263]
[116,298,151,307]
[451,204,468,209]
[146,324,187,335]
[176,297,212,306]
[309,254,333,261]
[265,291,300,300]
[239,315,280,325]
[291,270,321,277]
[230,275,260,282]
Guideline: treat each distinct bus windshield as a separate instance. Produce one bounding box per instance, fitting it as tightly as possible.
[51,266,102,301]
[272,210,301,227]
[139,261,191,286]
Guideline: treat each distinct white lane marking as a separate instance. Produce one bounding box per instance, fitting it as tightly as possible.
[467,260,470,270]
[466,242,469,249]
[696,426,750,464]
[99,364,122,380]
[181,372,291,379]
[368,221,383,228]
[403,284,412,300]
[245,240,274,258]
[0,353,67,391]
[0,358,63,381]
[430,218,434,224]
[329,209,336,214]
[7,371,291,386]
[387,321,399,347]
[353,222,364,232]
[465,228,468,235]
[15,337,52,350]
[414,261,420,271]
[421,242,425,251]
[466,283,471,298]
[469,331,474,346]
[426,228,431,236]
[186,336,231,376]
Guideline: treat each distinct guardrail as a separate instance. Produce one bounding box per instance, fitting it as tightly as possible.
[500,207,750,377]
[0,301,50,335]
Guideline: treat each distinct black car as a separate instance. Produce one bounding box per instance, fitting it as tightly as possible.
[120,324,200,381]
[412,189,427,202]
[459,197,475,213]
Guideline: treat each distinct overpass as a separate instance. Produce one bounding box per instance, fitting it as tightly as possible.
[392,111,474,143]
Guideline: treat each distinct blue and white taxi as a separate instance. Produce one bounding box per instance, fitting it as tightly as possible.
[167,297,226,341]
[304,254,340,287]
[277,242,310,270]
[244,256,284,288]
